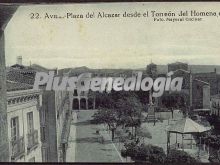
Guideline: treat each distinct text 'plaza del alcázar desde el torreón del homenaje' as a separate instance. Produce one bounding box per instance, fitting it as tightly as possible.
[43,9,219,20]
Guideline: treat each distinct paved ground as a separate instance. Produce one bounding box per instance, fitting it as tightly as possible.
[66,110,124,162]
[66,112,77,162]
[66,109,209,162]
[142,110,209,162]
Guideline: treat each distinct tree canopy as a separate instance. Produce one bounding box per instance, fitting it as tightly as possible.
[91,91,145,140]
[121,142,197,163]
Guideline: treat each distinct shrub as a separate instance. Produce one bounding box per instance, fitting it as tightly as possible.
[166,149,197,163]
[121,142,166,163]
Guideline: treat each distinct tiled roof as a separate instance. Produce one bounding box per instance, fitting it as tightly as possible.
[11,64,26,69]
[7,68,35,85]
[6,63,50,92]
[6,81,33,92]
[6,67,35,91]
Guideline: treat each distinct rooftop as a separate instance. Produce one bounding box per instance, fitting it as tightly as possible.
[6,63,50,92]
[168,117,211,134]
[6,80,33,92]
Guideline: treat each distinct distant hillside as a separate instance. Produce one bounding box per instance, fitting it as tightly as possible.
[29,64,51,72]
[141,65,220,74]
[189,65,220,73]
[59,65,220,75]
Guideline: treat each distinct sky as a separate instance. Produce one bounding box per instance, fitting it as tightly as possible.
[4,2,220,69]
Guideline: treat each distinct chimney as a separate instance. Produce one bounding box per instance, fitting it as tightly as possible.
[16,56,22,65]
[214,68,217,73]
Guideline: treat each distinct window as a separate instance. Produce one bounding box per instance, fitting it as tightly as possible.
[40,108,46,125]
[11,117,19,141]
[40,126,46,142]
[27,112,34,133]
[73,90,77,96]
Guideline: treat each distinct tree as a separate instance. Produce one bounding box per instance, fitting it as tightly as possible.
[121,143,197,163]
[202,134,220,149]
[121,141,138,159]
[91,91,145,141]
[136,127,152,143]
[92,108,118,141]
[87,90,100,109]
[94,91,114,109]
[121,142,166,163]
[116,94,144,139]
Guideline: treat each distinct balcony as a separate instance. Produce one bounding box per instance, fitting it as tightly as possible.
[11,136,25,161]
[27,130,39,152]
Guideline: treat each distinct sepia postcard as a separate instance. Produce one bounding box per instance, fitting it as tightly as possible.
[1,2,220,163]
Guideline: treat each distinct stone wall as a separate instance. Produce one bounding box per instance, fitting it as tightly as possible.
[0,29,9,161]
[41,91,58,162]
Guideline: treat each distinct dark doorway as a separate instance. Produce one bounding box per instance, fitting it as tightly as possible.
[80,98,87,110]
[72,99,79,110]
[88,98,94,109]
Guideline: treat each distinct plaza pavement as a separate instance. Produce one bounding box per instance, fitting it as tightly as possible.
[66,110,124,162]
[66,109,209,162]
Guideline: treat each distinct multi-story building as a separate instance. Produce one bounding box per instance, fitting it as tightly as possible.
[38,70,72,162]
[6,83,42,162]
[154,62,211,111]
[5,57,73,162]
[193,71,219,96]
[211,94,220,117]
[40,89,71,162]
[67,70,97,110]
[5,58,43,162]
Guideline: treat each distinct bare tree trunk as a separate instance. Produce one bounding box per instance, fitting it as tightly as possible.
[93,97,96,109]
[134,126,137,140]
[112,129,115,141]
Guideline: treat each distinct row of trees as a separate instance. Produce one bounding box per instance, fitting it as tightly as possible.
[201,134,220,149]
[121,142,197,163]
[90,91,198,163]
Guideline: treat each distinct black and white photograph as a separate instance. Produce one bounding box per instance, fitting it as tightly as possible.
[1,2,220,163]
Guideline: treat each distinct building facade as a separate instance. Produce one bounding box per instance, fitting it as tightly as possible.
[5,58,73,162]
[7,88,42,162]
[211,94,220,117]
[39,71,73,162]
[155,62,211,111]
